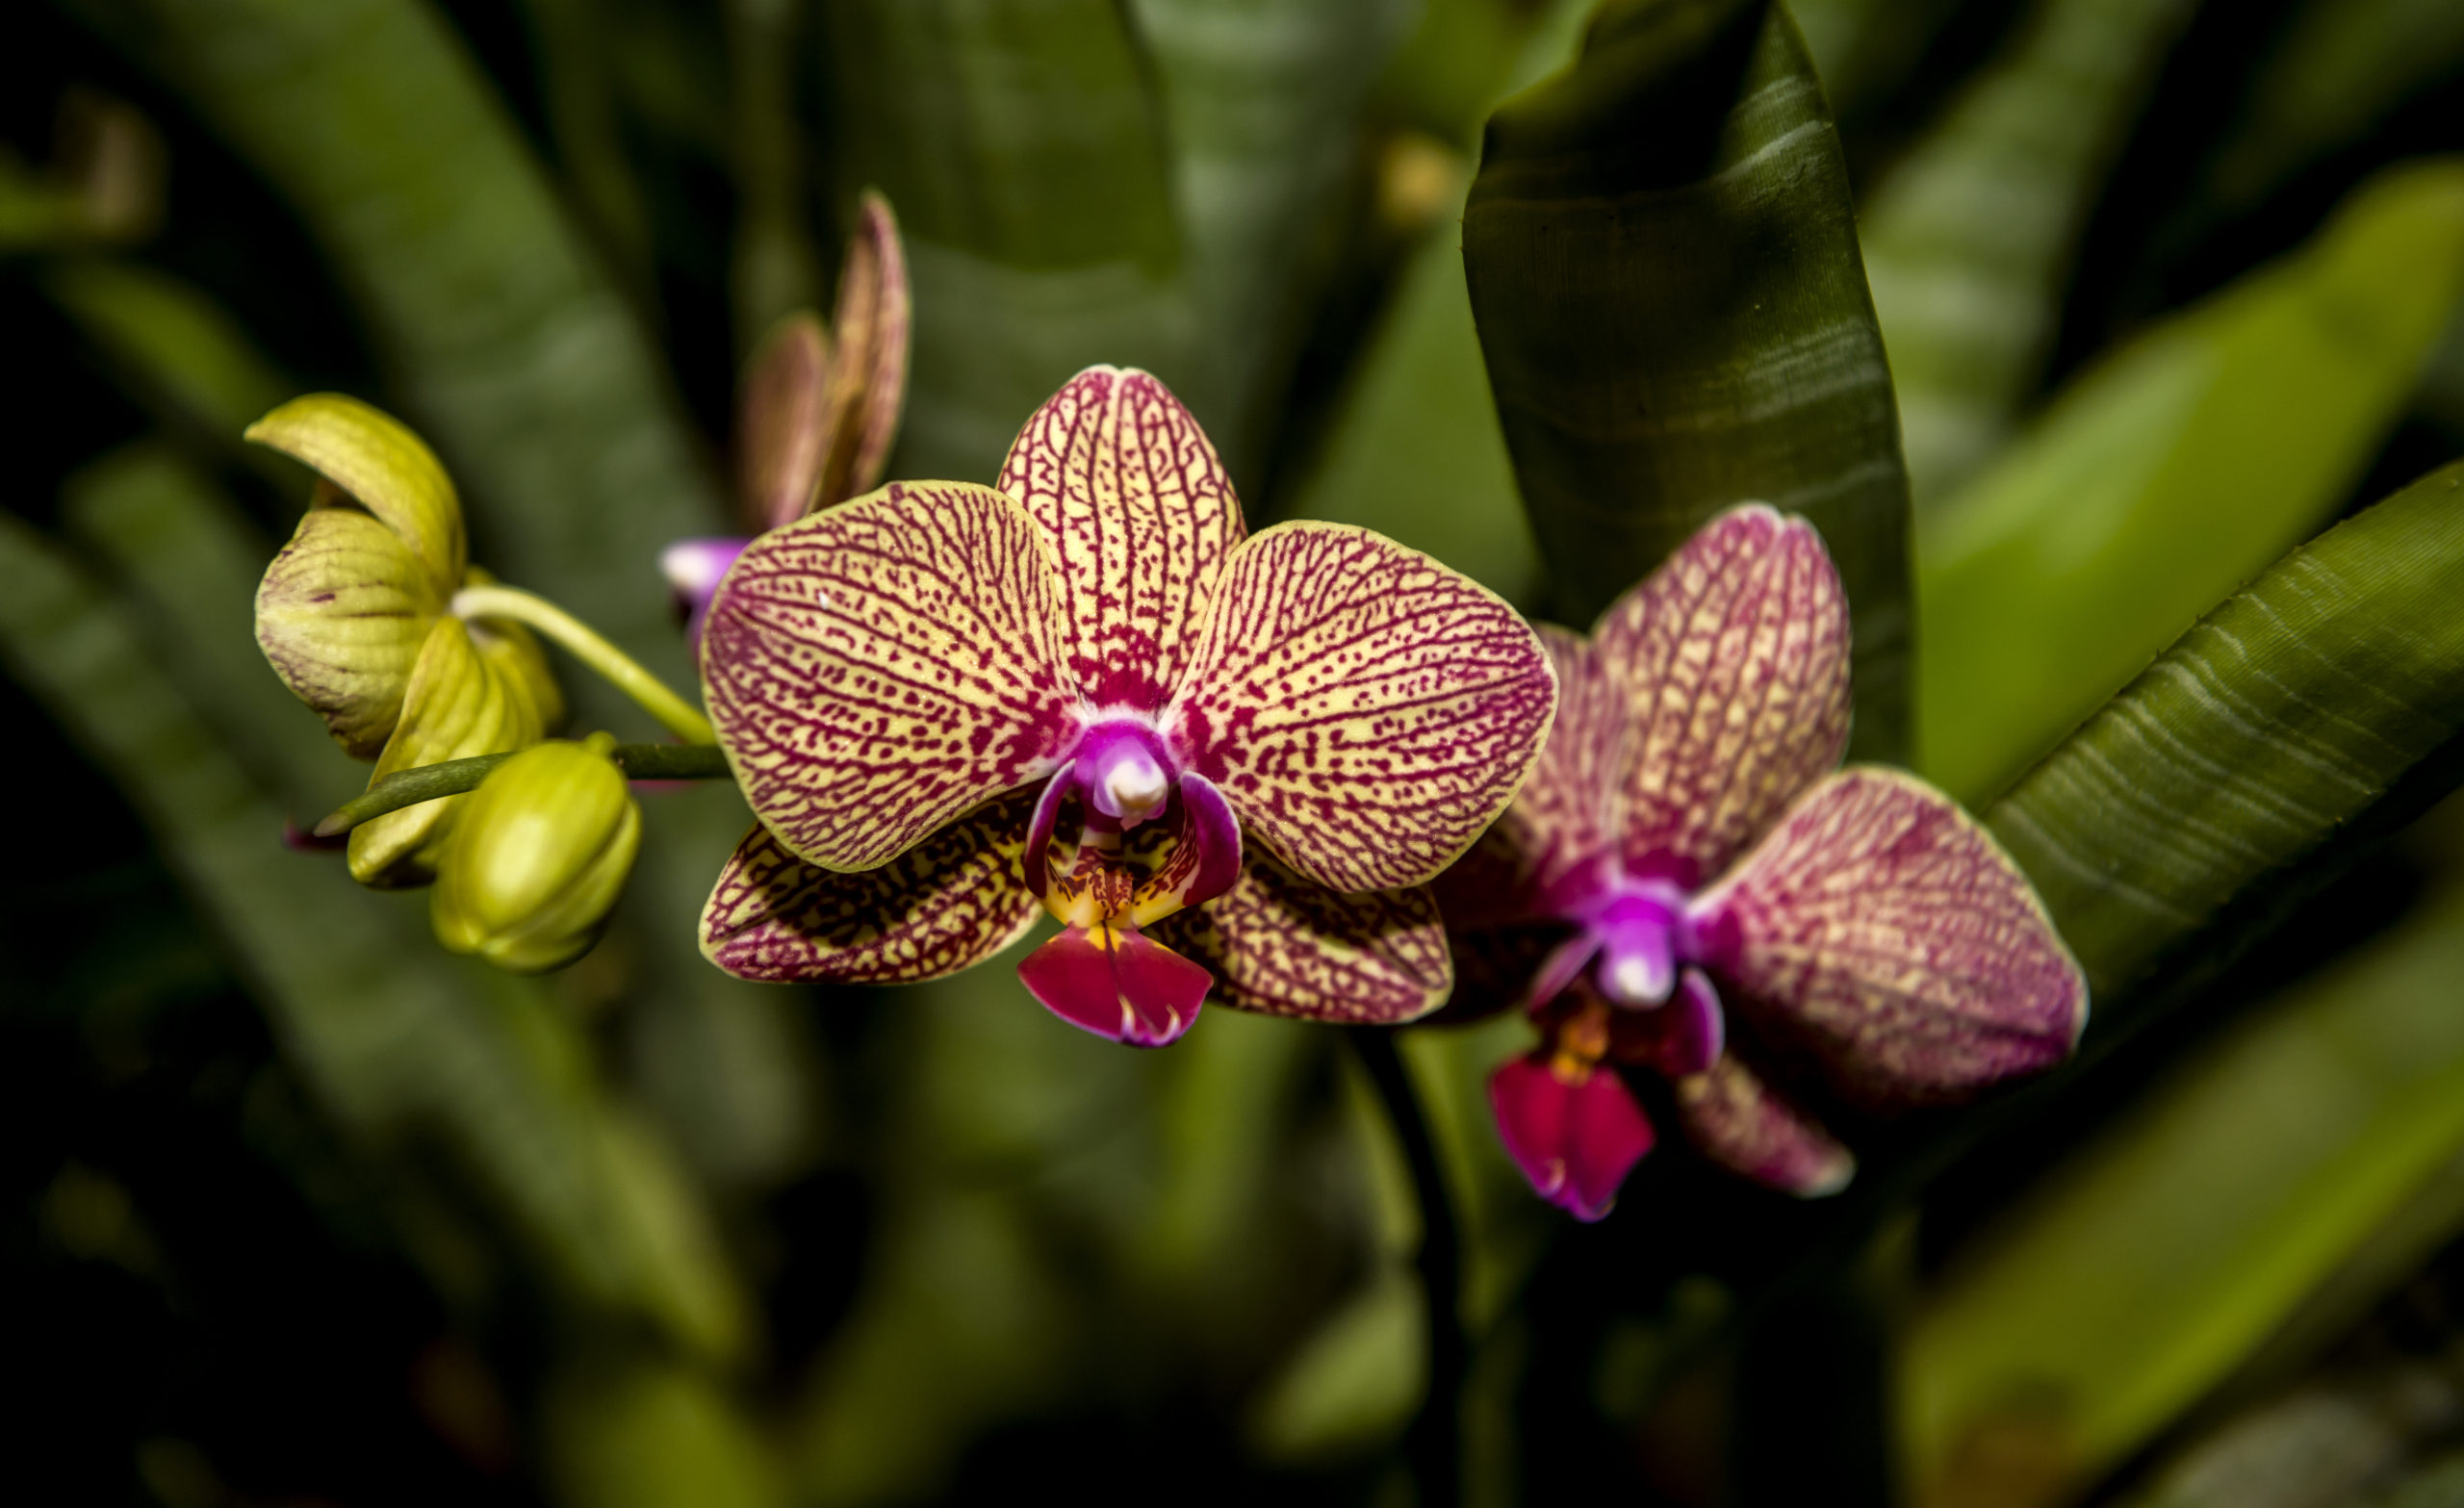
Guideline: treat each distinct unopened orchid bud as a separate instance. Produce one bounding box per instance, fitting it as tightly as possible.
[250,393,469,756]
[348,615,551,886]
[431,734,642,974]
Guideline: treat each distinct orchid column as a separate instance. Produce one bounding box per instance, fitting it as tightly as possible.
[696,367,1558,1044]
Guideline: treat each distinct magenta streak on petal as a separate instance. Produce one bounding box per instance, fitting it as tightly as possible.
[1488,1057,1656,1223]
[1018,925,1212,1047]
[661,536,749,652]
[1025,760,1075,898]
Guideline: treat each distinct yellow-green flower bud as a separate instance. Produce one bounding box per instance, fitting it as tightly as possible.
[431,734,642,974]
[250,394,469,756]
[349,616,551,885]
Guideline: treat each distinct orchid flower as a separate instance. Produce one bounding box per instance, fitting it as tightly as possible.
[1438,505,2087,1219]
[661,191,909,646]
[695,366,1558,1045]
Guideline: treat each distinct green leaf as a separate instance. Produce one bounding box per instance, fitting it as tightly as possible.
[1127,0,1414,477]
[1784,0,1964,120]
[1984,461,2464,1007]
[1921,161,2464,804]
[1900,879,2464,1503]
[61,0,723,680]
[821,0,1197,484]
[2,461,746,1363]
[1464,0,1914,761]
[1281,0,1594,605]
[1861,0,2203,510]
[40,259,295,445]
[546,1352,786,1508]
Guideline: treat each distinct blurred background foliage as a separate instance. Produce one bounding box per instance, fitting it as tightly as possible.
[7,0,2464,1504]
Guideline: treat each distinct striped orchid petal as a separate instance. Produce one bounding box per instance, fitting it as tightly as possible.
[1692,767,2089,1102]
[1149,854,1450,1025]
[699,789,1041,984]
[1595,504,1851,888]
[736,312,833,532]
[701,481,1079,873]
[996,367,1246,711]
[1168,522,1558,894]
[1671,1057,1854,1198]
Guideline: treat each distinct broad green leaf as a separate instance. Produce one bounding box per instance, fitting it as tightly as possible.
[1900,880,2464,1503]
[4,461,746,1363]
[1785,0,1965,120]
[1127,0,1414,478]
[60,0,723,684]
[40,259,295,443]
[1861,0,2202,510]
[1284,0,1592,605]
[546,1352,786,1508]
[1464,0,1914,762]
[2199,0,2464,225]
[1985,461,2464,1006]
[822,0,1197,484]
[1922,161,2464,803]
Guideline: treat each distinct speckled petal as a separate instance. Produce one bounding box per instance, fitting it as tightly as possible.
[1489,1056,1656,1222]
[1168,522,1558,893]
[994,367,1245,710]
[1594,504,1851,887]
[700,481,1078,872]
[699,789,1040,983]
[1693,767,2089,1103]
[834,190,910,506]
[1500,624,1629,905]
[1148,853,1450,1025]
[1671,1056,1854,1197]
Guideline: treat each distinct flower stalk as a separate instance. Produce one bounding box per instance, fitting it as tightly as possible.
[311,742,732,837]
[450,582,716,745]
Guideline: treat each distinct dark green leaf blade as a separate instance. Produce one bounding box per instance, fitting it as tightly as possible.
[1464,0,1913,760]
[1986,462,2464,1008]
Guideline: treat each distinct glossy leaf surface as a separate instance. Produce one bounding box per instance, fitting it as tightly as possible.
[1464,0,1912,761]
[1985,462,2464,1005]
[1921,161,2464,802]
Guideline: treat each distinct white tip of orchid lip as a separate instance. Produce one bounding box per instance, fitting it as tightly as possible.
[1101,750,1170,820]
[1603,951,1672,1009]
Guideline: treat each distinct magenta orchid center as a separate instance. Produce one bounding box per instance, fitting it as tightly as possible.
[1075,719,1175,828]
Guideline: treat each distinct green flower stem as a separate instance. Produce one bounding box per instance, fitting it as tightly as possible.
[451,582,715,744]
[312,742,732,837]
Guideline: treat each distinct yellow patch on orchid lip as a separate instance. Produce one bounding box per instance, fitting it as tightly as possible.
[245,393,465,593]
[253,505,448,758]
[348,615,547,886]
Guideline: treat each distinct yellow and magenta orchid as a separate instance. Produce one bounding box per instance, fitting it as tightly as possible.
[695,367,1557,1044]
[1440,505,2087,1218]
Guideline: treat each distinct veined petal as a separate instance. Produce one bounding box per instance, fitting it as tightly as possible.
[699,789,1040,984]
[1489,1056,1656,1222]
[995,367,1245,709]
[701,481,1078,872]
[1693,767,2089,1102]
[245,393,465,592]
[1018,924,1212,1047]
[348,616,545,885]
[1595,504,1850,886]
[1506,624,1630,901]
[1168,522,1557,893]
[1671,1057,1854,1198]
[254,506,444,758]
[736,313,832,531]
[1148,854,1450,1025]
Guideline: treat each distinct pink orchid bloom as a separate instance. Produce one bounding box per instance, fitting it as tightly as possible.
[662,191,910,647]
[695,367,1558,1044]
[1438,505,2087,1219]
